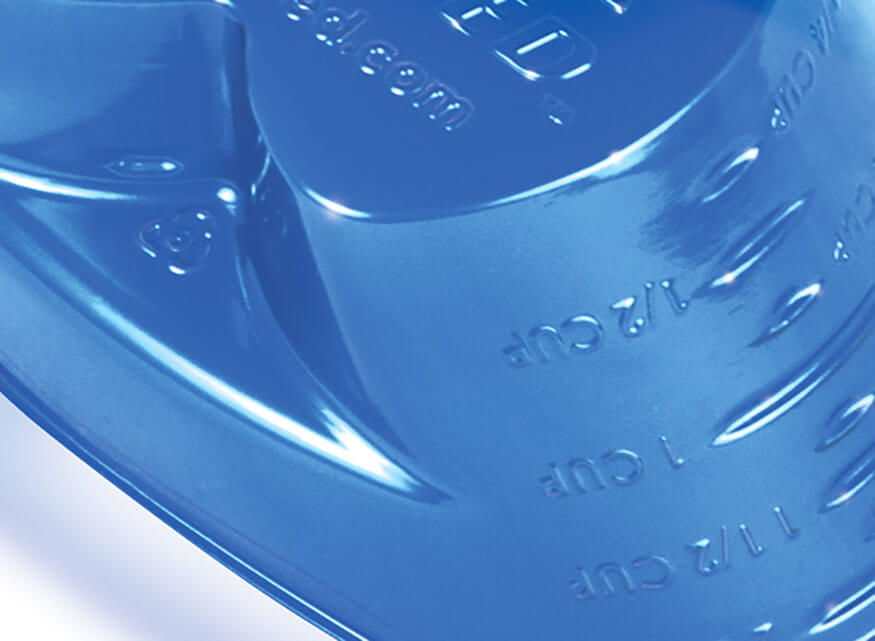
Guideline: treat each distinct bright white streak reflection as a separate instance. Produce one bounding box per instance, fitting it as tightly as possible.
[89,300,420,494]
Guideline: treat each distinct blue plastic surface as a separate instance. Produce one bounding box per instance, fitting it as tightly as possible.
[1,1,874,639]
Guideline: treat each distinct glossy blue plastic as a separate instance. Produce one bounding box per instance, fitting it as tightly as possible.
[1,1,875,639]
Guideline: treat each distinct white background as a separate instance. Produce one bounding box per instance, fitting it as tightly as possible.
[0,393,332,641]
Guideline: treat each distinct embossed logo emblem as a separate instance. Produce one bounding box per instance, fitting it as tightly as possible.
[138,211,215,276]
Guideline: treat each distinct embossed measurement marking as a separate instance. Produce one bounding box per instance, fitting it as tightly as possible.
[503,186,817,369]
[769,0,842,132]
[570,555,674,600]
[569,505,800,601]
[540,436,683,499]
[503,279,690,368]
[833,183,875,264]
